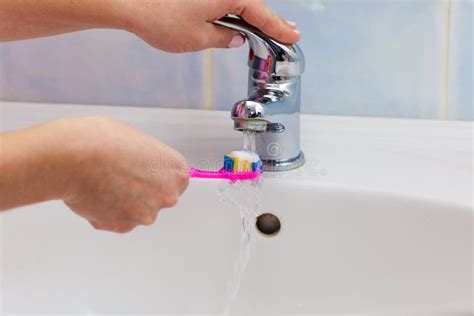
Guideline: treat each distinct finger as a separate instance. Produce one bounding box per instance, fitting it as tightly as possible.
[161,193,179,208]
[231,0,300,44]
[89,220,104,230]
[110,224,136,234]
[204,24,246,49]
[107,222,136,234]
[278,15,297,29]
[89,219,135,234]
[146,210,160,225]
[136,209,159,226]
[177,170,190,196]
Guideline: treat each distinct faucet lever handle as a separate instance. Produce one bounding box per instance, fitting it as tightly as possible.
[214,15,305,78]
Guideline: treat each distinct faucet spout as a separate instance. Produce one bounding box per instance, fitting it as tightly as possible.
[231,99,268,132]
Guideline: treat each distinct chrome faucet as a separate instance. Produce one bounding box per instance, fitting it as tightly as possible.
[215,16,305,171]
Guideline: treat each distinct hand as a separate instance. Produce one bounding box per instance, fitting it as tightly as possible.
[123,0,300,52]
[1,0,299,52]
[56,117,189,233]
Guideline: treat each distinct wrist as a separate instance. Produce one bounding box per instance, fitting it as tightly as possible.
[77,0,141,32]
[43,0,136,32]
[42,118,100,203]
[0,120,78,209]
[113,0,166,36]
[91,0,136,31]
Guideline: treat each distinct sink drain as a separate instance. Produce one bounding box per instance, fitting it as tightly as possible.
[256,213,281,236]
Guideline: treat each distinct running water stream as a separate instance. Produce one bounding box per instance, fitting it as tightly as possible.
[219,131,262,315]
[242,130,257,152]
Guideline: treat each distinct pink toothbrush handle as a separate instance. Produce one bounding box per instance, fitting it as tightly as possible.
[189,167,227,179]
[189,167,260,181]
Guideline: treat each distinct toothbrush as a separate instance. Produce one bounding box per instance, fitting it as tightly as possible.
[189,151,263,182]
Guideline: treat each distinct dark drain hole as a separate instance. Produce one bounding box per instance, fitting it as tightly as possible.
[256,213,281,236]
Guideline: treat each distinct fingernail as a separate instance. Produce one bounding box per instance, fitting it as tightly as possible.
[228,34,245,48]
[293,29,301,35]
[286,20,297,28]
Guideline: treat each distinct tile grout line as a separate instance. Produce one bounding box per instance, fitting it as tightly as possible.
[202,49,215,111]
[0,215,3,316]
[440,0,452,120]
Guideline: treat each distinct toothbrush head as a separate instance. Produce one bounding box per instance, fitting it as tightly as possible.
[224,150,263,173]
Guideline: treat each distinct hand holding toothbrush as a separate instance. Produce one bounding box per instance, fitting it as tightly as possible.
[0,117,189,234]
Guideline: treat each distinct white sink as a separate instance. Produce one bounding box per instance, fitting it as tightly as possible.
[1,102,472,315]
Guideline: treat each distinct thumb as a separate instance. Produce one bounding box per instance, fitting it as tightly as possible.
[205,24,246,49]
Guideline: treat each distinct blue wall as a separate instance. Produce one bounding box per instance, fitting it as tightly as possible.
[0,0,471,120]
[448,0,473,120]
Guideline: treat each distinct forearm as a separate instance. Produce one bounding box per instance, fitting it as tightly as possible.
[0,121,74,210]
[0,0,131,41]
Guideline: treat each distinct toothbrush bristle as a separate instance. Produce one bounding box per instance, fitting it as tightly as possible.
[232,157,239,173]
[255,160,263,172]
[224,153,262,174]
[223,155,233,172]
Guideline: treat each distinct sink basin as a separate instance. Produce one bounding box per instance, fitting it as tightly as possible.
[1,101,472,314]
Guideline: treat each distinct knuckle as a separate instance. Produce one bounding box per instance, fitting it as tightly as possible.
[163,194,178,208]
[179,172,190,193]
[238,0,255,8]
[141,213,158,226]
[89,220,103,230]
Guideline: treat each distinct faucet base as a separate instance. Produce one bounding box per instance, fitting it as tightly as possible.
[261,151,305,172]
